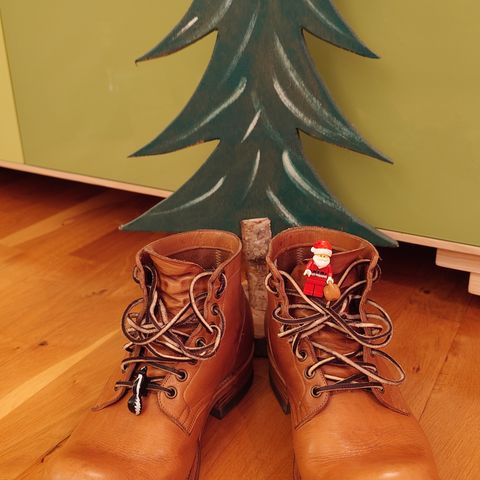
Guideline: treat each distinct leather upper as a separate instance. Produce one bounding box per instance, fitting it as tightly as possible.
[266,226,439,480]
[44,230,254,480]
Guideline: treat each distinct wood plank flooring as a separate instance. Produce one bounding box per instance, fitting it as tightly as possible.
[0,169,478,480]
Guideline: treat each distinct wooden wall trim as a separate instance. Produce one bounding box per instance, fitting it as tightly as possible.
[0,160,171,198]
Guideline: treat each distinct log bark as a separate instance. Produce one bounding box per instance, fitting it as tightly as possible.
[240,218,272,339]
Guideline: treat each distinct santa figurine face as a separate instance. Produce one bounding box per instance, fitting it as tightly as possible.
[310,240,333,268]
[312,252,331,269]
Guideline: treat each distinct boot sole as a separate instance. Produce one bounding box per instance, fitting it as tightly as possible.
[188,348,255,479]
[269,365,290,415]
[210,348,255,419]
[269,365,304,480]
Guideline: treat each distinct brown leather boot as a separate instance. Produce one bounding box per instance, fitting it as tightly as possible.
[265,227,439,480]
[44,230,254,480]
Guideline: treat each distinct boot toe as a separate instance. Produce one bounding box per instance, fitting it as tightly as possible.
[43,446,182,480]
[44,448,130,480]
[297,452,439,480]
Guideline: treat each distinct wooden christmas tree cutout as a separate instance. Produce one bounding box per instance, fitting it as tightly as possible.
[123,0,396,247]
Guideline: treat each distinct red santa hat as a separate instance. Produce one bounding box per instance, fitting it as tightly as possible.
[311,240,333,256]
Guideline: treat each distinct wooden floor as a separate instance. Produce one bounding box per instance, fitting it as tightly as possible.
[0,169,479,480]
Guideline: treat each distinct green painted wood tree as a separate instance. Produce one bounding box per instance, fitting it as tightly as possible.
[123,0,396,247]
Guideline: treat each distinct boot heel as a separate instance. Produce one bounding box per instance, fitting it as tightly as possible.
[210,355,254,420]
[269,366,290,414]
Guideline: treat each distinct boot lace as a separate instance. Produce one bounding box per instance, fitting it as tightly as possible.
[266,259,405,396]
[115,264,226,413]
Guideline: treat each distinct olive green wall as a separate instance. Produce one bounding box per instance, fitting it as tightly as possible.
[0,1,215,187]
[0,13,23,163]
[304,0,480,247]
[0,1,479,245]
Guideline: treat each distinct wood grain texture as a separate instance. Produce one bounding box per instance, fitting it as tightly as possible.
[420,297,480,480]
[0,169,478,480]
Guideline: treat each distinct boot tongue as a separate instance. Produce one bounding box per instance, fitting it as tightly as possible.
[126,251,208,387]
[147,251,206,317]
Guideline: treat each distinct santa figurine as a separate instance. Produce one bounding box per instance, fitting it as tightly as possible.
[303,240,334,298]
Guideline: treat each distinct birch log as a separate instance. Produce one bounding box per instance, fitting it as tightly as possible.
[240,218,272,339]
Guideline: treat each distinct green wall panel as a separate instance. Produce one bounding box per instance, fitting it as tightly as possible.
[0,0,215,190]
[0,12,23,163]
[303,0,480,247]
[0,0,479,245]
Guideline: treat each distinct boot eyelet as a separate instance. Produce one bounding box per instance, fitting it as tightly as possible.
[266,275,281,297]
[215,273,227,298]
[298,350,307,362]
[311,386,321,398]
[165,387,177,399]
[211,303,220,315]
[176,370,188,382]
[304,367,315,379]
[195,337,206,347]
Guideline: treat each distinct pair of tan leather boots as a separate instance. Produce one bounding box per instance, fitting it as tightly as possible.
[44,227,439,479]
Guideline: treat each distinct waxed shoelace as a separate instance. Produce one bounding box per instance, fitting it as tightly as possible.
[115,264,226,405]
[266,259,405,396]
